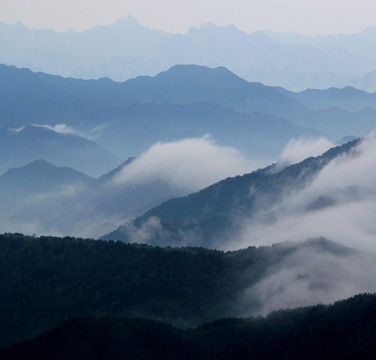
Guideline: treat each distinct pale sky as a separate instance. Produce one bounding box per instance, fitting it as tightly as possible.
[1,0,376,35]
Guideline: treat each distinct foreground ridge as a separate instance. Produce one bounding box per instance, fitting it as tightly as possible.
[2,293,376,359]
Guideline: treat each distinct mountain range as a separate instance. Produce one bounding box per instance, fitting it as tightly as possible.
[2,63,376,242]
[2,63,376,169]
[2,16,376,91]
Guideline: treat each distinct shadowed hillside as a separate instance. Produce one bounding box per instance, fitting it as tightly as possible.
[2,294,376,359]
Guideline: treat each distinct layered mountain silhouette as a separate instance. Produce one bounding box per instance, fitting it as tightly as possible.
[1,63,376,165]
[0,157,185,237]
[0,63,307,118]
[0,159,94,193]
[2,63,376,240]
[0,124,119,176]
[2,16,376,90]
[3,17,376,360]
[275,85,376,112]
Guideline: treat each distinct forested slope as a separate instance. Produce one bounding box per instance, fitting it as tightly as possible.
[0,233,358,348]
[2,294,376,359]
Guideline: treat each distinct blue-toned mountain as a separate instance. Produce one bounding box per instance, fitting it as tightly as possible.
[103,139,361,247]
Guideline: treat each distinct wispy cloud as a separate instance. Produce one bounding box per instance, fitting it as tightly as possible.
[227,136,376,315]
[241,241,376,316]
[276,137,335,170]
[235,136,376,251]
[35,123,90,138]
[112,136,266,193]
[7,126,25,133]
[8,123,90,138]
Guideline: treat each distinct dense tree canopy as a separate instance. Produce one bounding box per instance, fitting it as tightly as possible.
[2,294,376,359]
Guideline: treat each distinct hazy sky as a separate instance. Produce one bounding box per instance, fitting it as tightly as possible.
[1,0,376,35]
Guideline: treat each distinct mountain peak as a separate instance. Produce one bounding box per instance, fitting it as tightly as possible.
[3,159,59,176]
[166,64,230,74]
[0,159,94,193]
[158,64,243,83]
[26,159,55,168]
[112,15,141,28]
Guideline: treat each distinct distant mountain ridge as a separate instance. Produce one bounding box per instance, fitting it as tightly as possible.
[349,69,376,92]
[0,63,306,116]
[275,85,376,111]
[0,159,94,192]
[2,16,376,90]
[0,63,327,159]
[1,63,376,160]
[0,124,119,176]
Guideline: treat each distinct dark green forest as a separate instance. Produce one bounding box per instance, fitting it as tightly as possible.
[0,232,285,348]
[2,294,376,359]
[0,233,353,349]
[2,233,376,359]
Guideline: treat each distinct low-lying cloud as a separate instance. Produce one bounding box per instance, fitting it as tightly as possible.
[230,135,376,314]
[0,136,267,239]
[113,136,266,192]
[240,241,376,316]
[276,137,334,170]
[232,136,376,251]
[0,182,123,238]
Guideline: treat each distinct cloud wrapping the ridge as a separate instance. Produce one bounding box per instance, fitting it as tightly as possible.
[36,123,88,137]
[8,123,88,137]
[235,136,376,252]
[113,136,264,192]
[241,243,376,316]
[0,136,264,239]
[234,135,376,315]
[220,136,376,316]
[39,124,76,135]
[276,137,335,170]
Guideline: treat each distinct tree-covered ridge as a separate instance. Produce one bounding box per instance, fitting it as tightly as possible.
[104,138,360,245]
[2,293,376,359]
[0,233,356,349]
[138,138,360,224]
[0,233,260,348]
